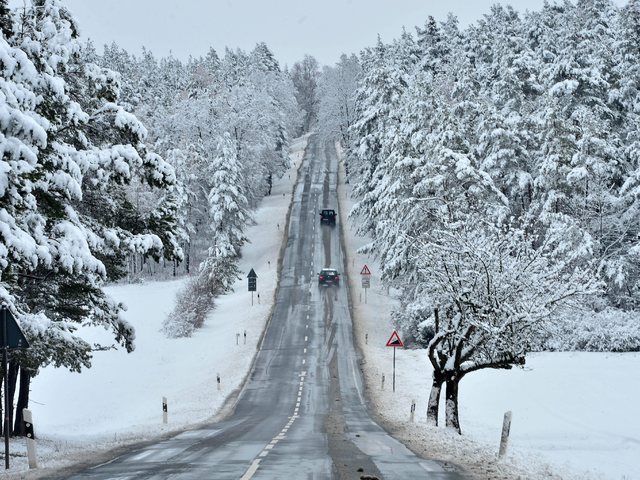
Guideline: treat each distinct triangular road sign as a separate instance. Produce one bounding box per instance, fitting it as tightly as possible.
[360,264,371,275]
[247,268,258,279]
[385,330,404,348]
[0,306,30,349]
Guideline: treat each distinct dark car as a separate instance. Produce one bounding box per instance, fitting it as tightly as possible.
[319,209,336,225]
[318,268,340,286]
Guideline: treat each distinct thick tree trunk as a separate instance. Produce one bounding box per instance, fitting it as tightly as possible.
[13,367,31,436]
[445,375,462,434]
[426,370,445,426]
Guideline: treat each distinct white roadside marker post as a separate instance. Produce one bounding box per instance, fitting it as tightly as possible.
[162,397,168,424]
[23,409,37,469]
[498,411,512,458]
[410,400,416,423]
[381,374,385,391]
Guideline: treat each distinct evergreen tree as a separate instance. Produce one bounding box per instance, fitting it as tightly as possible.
[1,0,181,432]
[0,0,13,38]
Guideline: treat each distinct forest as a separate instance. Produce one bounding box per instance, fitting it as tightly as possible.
[0,0,303,436]
[2,0,640,437]
[320,0,640,430]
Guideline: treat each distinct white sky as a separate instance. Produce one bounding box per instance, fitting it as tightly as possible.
[57,0,628,67]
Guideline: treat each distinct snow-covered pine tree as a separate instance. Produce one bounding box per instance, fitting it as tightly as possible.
[471,5,538,219]
[1,0,181,434]
[348,35,416,240]
[201,132,248,298]
[162,133,249,337]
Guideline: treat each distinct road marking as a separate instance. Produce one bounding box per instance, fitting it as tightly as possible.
[242,367,310,479]
[90,454,124,469]
[306,324,308,329]
[302,359,306,365]
[303,348,306,354]
[352,357,365,405]
[240,459,261,480]
[305,336,308,342]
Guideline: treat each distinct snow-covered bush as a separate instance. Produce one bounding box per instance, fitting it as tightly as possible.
[161,276,213,338]
[545,309,640,352]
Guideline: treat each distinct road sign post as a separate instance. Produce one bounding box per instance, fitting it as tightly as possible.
[1,305,30,469]
[385,330,404,393]
[247,269,257,305]
[360,264,372,304]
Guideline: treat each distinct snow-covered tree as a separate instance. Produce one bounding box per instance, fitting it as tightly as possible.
[290,55,320,132]
[415,223,599,432]
[163,133,249,337]
[317,54,361,146]
[1,0,180,434]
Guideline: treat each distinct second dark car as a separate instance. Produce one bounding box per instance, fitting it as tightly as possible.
[318,268,340,286]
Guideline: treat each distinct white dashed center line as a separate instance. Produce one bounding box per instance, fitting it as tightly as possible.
[240,370,307,480]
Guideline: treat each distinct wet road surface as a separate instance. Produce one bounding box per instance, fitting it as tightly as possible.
[58,136,466,479]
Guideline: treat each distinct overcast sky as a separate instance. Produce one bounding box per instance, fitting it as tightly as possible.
[59,0,629,68]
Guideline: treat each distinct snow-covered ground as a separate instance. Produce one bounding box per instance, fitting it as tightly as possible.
[2,136,639,479]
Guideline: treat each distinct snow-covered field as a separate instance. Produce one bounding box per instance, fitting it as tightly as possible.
[2,136,639,480]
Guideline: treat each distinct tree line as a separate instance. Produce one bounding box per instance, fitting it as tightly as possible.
[319,0,640,432]
[0,0,303,437]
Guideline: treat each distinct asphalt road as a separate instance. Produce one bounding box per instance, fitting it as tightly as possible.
[59,136,466,479]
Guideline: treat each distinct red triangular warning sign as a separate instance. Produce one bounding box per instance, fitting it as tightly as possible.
[360,264,371,275]
[385,330,404,348]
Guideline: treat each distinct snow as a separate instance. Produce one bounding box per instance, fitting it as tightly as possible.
[337,146,640,480]
[2,135,639,479]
